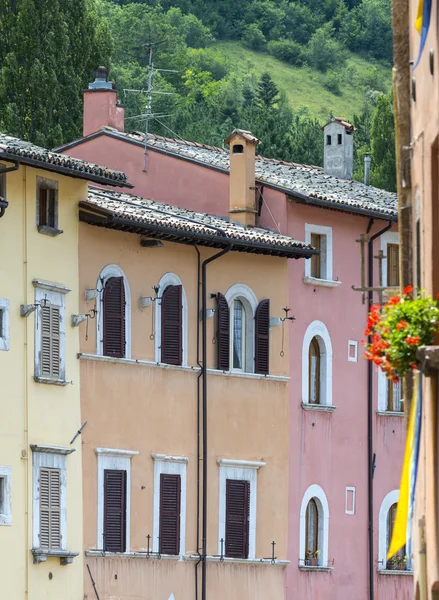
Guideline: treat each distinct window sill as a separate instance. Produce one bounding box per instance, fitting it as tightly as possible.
[298,565,333,573]
[376,411,404,417]
[184,554,290,566]
[301,402,337,412]
[85,550,183,561]
[34,375,71,386]
[378,569,413,576]
[37,225,63,237]
[207,368,289,383]
[31,548,79,565]
[303,276,341,288]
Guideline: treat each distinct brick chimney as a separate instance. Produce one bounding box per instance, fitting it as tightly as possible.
[322,117,356,180]
[83,67,124,137]
[225,129,259,227]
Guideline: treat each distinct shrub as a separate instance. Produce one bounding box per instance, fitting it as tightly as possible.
[267,40,304,66]
[305,25,347,72]
[323,70,342,95]
[241,23,266,51]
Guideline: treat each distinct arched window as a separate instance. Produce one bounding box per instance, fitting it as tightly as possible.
[378,490,410,571]
[232,299,246,370]
[309,338,321,404]
[155,273,188,366]
[302,321,332,406]
[299,484,329,567]
[97,264,131,359]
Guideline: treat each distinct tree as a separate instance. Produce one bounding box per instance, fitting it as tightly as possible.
[370,92,396,191]
[0,0,112,147]
[241,23,266,51]
[256,73,279,109]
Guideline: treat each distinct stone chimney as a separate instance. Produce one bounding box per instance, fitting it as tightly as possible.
[225,129,259,227]
[83,67,125,137]
[322,117,356,180]
[364,154,371,186]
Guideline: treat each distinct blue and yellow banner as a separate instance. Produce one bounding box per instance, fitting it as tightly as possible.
[413,0,432,69]
[387,372,422,560]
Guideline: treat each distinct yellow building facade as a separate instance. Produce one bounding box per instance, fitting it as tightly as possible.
[0,134,128,600]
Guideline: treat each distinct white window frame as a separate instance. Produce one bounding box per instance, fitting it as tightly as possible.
[95,448,138,552]
[0,298,10,351]
[304,224,333,281]
[224,284,258,374]
[154,272,188,366]
[299,484,330,567]
[96,264,131,358]
[0,466,12,526]
[31,446,74,550]
[348,340,358,362]
[152,453,188,556]
[378,371,403,413]
[33,280,70,382]
[345,486,356,515]
[380,232,399,288]
[378,489,410,570]
[302,320,333,405]
[217,458,265,560]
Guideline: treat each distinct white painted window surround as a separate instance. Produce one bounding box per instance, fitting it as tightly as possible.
[304,224,340,287]
[0,466,12,526]
[377,370,403,413]
[217,458,265,559]
[96,264,131,359]
[152,453,188,556]
[154,272,188,366]
[31,445,74,550]
[95,448,138,552]
[33,280,70,382]
[299,484,329,567]
[345,487,356,515]
[348,340,358,363]
[378,490,411,570]
[380,232,399,288]
[224,284,258,374]
[0,298,10,351]
[302,320,333,406]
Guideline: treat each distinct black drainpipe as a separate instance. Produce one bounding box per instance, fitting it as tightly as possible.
[367,219,392,600]
[201,242,233,600]
[0,161,20,217]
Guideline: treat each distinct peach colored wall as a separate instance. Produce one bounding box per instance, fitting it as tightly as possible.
[78,222,290,598]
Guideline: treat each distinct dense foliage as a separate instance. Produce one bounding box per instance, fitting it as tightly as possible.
[0,0,396,190]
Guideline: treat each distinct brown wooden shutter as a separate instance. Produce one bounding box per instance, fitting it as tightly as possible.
[387,244,400,287]
[103,277,126,358]
[103,469,127,552]
[217,293,230,371]
[225,479,250,559]
[161,285,182,365]
[39,467,61,549]
[310,234,321,278]
[41,304,60,378]
[255,299,270,375]
[159,473,181,555]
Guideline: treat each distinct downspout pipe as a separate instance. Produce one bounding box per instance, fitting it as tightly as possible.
[201,242,233,600]
[0,161,20,217]
[367,219,392,600]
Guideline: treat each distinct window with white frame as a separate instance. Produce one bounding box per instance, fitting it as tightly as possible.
[0,298,10,351]
[299,484,329,568]
[0,466,12,526]
[378,371,403,413]
[31,445,74,551]
[380,232,400,289]
[33,280,69,383]
[155,272,187,366]
[224,284,258,374]
[95,448,138,553]
[304,224,334,282]
[378,490,410,571]
[96,265,131,359]
[217,458,265,560]
[302,321,333,406]
[36,177,62,236]
[152,453,188,556]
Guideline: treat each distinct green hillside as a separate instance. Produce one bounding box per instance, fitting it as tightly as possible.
[211,41,391,122]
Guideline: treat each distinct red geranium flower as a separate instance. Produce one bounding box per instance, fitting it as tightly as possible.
[404,285,413,295]
[396,321,409,330]
[406,335,420,345]
[388,296,401,306]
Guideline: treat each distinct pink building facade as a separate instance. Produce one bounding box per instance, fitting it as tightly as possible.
[56,74,412,599]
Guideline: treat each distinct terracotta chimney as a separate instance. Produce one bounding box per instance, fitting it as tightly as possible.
[225,129,259,227]
[83,66,125,137]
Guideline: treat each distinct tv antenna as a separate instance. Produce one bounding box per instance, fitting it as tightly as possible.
[123,42,178,172]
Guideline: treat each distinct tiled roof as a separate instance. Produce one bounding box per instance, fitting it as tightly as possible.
[80,187,315,259]
[0,133,129,186]
[322,117,357,132]
[68,127,396,220]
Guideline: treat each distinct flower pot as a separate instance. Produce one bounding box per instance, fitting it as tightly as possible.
[305,559,311,566]
[310,558,318,566]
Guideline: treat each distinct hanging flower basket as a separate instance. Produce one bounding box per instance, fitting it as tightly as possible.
[363,287,439,380]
